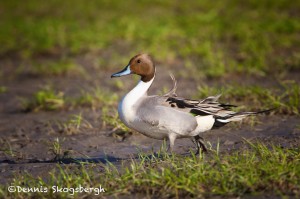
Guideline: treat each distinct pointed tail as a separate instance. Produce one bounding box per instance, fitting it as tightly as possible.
[213,108,274,128]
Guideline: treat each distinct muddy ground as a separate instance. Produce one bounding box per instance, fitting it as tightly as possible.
[0,54,299,186]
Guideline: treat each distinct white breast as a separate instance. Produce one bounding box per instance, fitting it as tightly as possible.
[118,78,155,129]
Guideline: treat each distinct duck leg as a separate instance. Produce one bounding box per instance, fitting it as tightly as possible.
[193,135,207,154]
[167,133,177,153]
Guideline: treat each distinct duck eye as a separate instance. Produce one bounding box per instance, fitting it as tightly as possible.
[137,59,141,64]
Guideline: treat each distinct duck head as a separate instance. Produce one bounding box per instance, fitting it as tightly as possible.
[111,53,155,82]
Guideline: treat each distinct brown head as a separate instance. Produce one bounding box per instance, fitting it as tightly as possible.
[111,54,155,82]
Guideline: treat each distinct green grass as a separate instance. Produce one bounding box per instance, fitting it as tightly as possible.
[0,140,21,159]
[48,138,71,162]
[0,86,7,94]
[195,80,300,115]
[21,87,65,112]
[52,113,93,135]
[21,86,119,112]
[1,0,299,76]
[31,58,84,76]
[21,79,299,116]
[1,142,299,198]
[101,105,130,133]
[73,87,118,110]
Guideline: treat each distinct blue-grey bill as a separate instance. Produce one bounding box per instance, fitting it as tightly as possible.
[111,65,131,78]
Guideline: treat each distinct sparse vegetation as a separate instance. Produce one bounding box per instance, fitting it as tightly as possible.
[1,142,299,198]
[101,105,130,132]
[21,86,118,112]
[0,140,17,159]
[21,87,65,112]
[31,59,84,76]
[20,81,299,115]
[74,87,118,110]
[195,81,300,115]
[54,113,93,135]
[282,81,300,115]
[48,138,71,162]
[0,86,7,94]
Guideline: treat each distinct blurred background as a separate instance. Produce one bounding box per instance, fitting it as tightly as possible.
[0,0,300,189]
[1,0,299,75]
[0,0,299,161]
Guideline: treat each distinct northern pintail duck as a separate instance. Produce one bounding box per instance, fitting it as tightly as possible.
[111,53,269,153]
